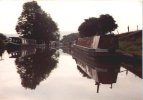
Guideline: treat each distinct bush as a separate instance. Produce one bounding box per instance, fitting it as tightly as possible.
[78,14,118,37]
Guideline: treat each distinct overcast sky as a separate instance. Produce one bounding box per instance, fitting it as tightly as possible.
[0,0,142,36]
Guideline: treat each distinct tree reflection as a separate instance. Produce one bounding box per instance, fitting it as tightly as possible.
[15,47,59,89]
[0,48,5,60]
[62,47,72,55]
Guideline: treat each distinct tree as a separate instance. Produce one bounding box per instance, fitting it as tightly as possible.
[15,1,59,43]
[0,33,7,47]
[0,33,5,57]
[78,17,99,37]
[61,33,79,43]
[0,33,7,40]
[78,14,118,37]
[98,14,118,35]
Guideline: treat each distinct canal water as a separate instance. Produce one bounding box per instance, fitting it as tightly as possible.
[0,48,142,100]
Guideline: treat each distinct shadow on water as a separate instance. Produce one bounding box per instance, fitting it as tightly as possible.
[8,46,59,90]
[62,46,142,93]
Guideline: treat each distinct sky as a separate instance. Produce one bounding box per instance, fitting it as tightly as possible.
[0,0,142,37]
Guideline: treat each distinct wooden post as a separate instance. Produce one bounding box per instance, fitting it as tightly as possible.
[110,84,113,89]
[126,70,128,75]
[95,82,100,93]
[128,25,129,33]
[97,84,100,93]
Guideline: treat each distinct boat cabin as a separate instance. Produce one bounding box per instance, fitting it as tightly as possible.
[76,34,119,50]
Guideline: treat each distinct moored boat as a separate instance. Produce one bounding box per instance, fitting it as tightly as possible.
[72,34,120,62]
[6,37,35,50]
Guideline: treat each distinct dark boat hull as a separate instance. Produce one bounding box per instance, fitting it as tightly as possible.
[6,42,21,53]
[72,44,121,64]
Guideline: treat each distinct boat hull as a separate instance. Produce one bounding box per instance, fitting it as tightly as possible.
[72,44,120,63]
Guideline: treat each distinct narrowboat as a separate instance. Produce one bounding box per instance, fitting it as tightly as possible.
[6,37,38,50]
[72,34,120,62]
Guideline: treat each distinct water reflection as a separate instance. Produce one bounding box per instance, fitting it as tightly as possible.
[73,55,121,93]
[9,47,59,89]
[62,47,72,55]
[0,46,142,99]
[0,48,5,60]
[121,62,142,78]
[62,46,142,93]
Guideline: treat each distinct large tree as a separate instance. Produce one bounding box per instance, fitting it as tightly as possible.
[15,1,58,42]
[78,14,118,37]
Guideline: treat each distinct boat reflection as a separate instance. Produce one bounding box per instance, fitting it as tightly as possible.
[62,46,72,55]
[72,48,142,93]
[75,56,120,93]
[72,45,121,93]
[9,47,36,58]
[8,47,59,90]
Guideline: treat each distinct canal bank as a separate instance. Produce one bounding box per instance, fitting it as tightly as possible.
[117,30,142,62]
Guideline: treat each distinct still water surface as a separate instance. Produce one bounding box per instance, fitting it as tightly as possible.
[0,48,142,100]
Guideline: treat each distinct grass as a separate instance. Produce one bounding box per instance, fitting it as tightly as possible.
[118,30,142,56]
[119,38,141,56]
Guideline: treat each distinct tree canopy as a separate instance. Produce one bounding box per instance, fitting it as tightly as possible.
[15,1,59,42]
[98,14,118,34]
[0,33,7,40]
[78,14,118,37]
[61,33,79,44]
[0,33,7,47]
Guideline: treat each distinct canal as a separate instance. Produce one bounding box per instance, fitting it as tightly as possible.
[0,48,142,100]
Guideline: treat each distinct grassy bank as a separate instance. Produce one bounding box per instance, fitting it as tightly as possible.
[118,30,142,56]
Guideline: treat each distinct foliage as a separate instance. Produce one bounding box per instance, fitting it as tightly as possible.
[119,39,141,56]
[98,14,118,34]
[15,1,59,42]
[118,30,142,56]
[78,14,118,37]
[0,33,7,40]
[0,33,7,47]
[78,18,99,37]
[61,33,79,44]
